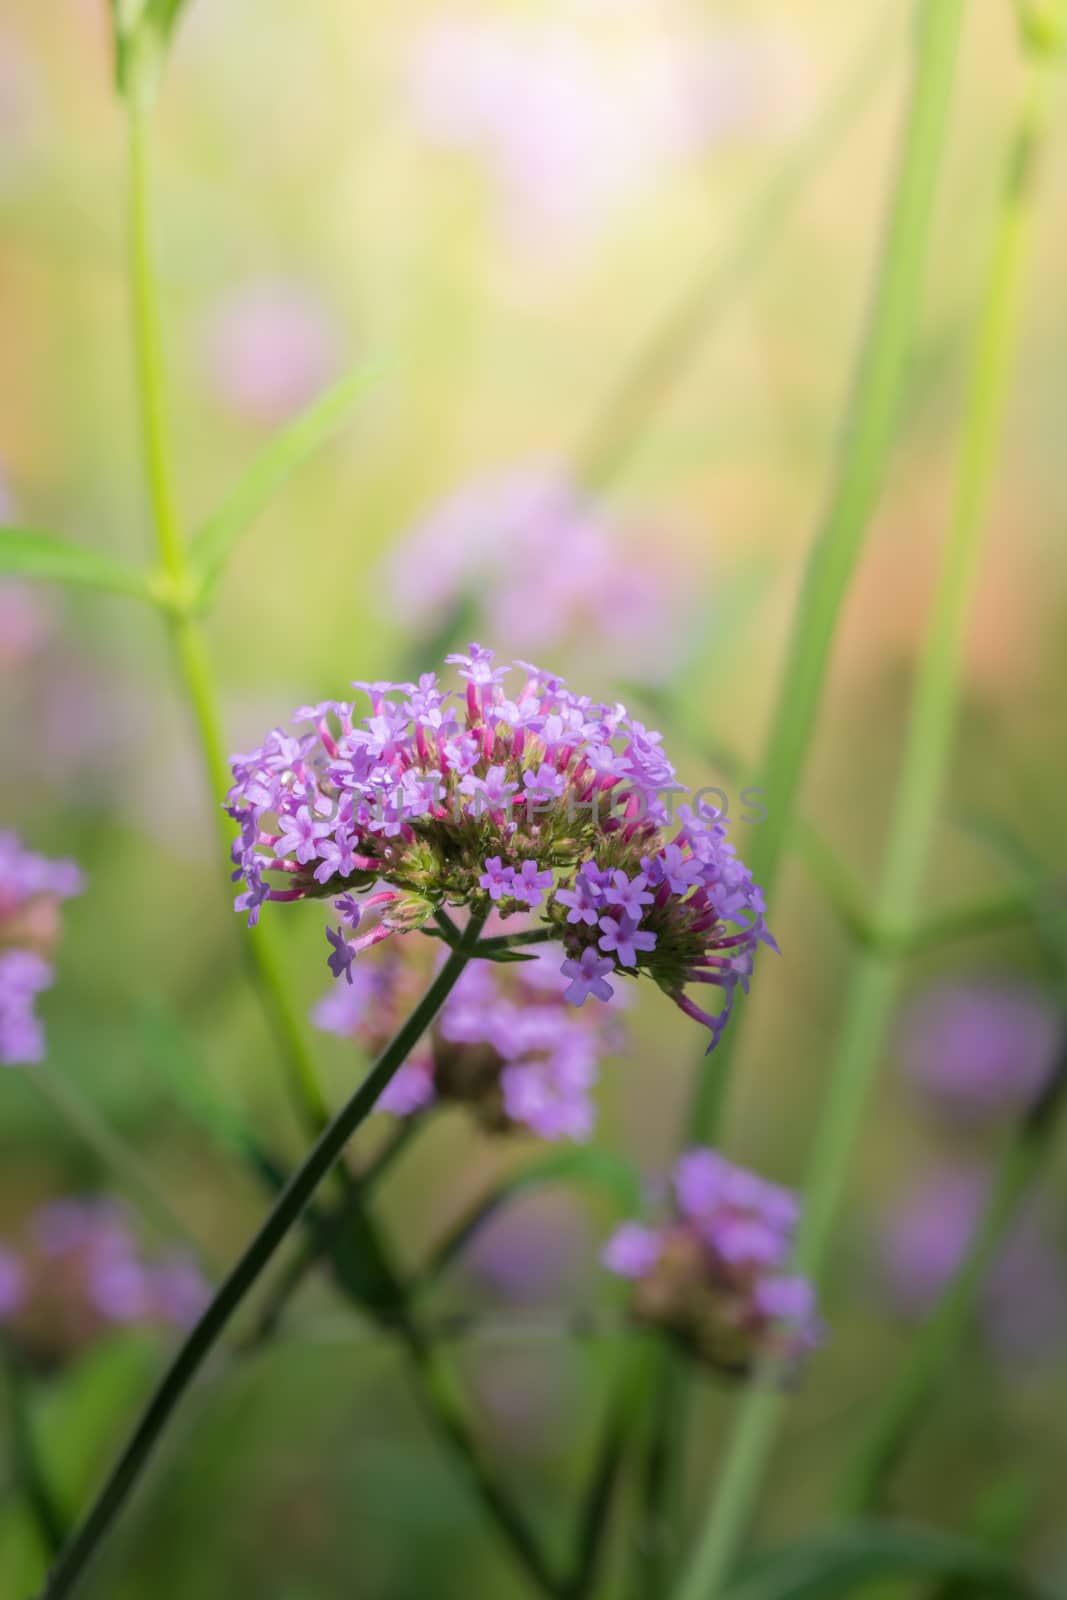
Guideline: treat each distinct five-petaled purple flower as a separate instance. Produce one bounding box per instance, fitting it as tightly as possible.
[512,861,554,906]
[598,914,656,968]
[560,948,615,1007]
[325,925,355,985]
[479,857,515,901]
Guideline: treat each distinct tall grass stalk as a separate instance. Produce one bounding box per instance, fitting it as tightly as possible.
[673,11,1063,1593]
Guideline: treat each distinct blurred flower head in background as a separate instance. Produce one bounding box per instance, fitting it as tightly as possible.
[604,1146,821,1373]
[0,1198,208,1370]
[877,1164,1067,1367]
[463,1188,594,1303]
[204,279,340,425]
[0,832,82,1066]
[405,7,809,254]
[314,932,622,1139]
[897,977,1062,1125]
[385,465,698,683]
[229,645,773,1051]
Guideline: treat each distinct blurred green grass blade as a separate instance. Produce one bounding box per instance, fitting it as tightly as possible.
[0,527,155,605]
[188,364,383,609]
[574,3,901,489]
[954,814,1067,982]
[417,1146,642,1290]
[108,0,193,95]
[133,1000,288,1191]
[723,1523,1052,1600]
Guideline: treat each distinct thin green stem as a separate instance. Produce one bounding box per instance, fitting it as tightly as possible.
[473,928,559,954]
[396,1319,565,1597]
[841,1062,1066,1513]
[119,41,560,1599]
[673,16,1060,1593]
[686,0,966,1147]
[19,1065,217,1268]
[563,1341,651,1600]
[3,1342,68,1559]
[630,1343,686,1599]
[127,90,184,583]
[241,1118,423,1350]
[35,928,483,1600]
[126,78,332,1135]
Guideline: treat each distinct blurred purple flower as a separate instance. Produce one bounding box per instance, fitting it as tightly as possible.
[312,929,620,1140]
[0,832,83,1066]
[0,1198,209,1368]
[603,1147,821,1374]
[405,11,810,254]
[0,1246,25,1319]
[205,280,340,424]
[897,978,1062,1124]
[466,1190,593,1304]
[878,1165,1067,1366]
[384,467,693,684]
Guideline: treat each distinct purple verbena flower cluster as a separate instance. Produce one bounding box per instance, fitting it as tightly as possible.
[897,977,1062,1123]
[0,1198,209,1369]
[384,466,692,683]
[878,1165,1067,1367]
[603,1148,820,1374]
[313,935,623,1141]
[228,645,772,1051]
[0,831,83,1066]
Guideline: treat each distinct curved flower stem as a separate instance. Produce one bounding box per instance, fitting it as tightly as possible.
[35,923,484,1600]
[3,1341,68,1559]
[395,1318,565,1598]
[656,0,967,1575]
[841,1051,1067,1513]
[127,85,331,1136]
[474,928,559,955]
[629,1341,686,1600]
[672,15,1062,1595]
[562,1339,652,1600]
[686,0,966,1148]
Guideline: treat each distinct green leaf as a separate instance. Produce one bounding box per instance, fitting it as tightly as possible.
[188,364,383,608]
[312,1197,402,1315]
[0,527,156,605]
[132,1000,290,1194]
[418,1145,641,1290]
[954,814,1067,984]
[109,0,192,95]
[723,1523,1052,1600]
[477,949,543,964]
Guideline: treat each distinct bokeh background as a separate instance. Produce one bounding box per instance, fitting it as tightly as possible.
[2,1,1067,1595]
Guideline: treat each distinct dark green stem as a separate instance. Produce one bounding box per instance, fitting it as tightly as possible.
[562,1344,649,1600]
[36,927,483,1600]
[395,1317,565,1597]
[631,1344,686,1599]
[3,1342,67,1559]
